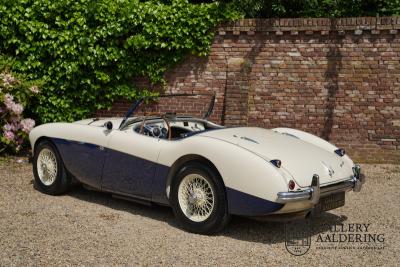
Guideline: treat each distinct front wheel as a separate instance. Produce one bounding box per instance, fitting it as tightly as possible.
[170,163,230,234]
[33,140,71,195]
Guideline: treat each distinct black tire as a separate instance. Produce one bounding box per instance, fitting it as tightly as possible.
[33,140,71,195]
[170,162,230,234]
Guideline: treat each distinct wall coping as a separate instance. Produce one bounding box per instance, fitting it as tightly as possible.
[218,17,400,34]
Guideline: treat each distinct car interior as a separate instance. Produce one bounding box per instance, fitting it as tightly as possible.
[129,114,222,140]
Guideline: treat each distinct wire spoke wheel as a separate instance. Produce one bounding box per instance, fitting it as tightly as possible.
[177,173,215,222]
[37,148,58,186]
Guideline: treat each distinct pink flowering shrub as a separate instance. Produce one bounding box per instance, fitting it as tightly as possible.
[0,69,39,154]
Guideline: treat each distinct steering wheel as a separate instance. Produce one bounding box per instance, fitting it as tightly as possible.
[139,116,171,140]
[142,124,157,137]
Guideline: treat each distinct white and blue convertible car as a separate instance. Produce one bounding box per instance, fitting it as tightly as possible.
[29,94,365,234]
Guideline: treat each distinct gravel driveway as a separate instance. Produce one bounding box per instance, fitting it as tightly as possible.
[0,158,399,266]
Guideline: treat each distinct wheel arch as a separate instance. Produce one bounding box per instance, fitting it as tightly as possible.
[32,136,80,185]
[165,154,226,200]
[33,136,53,154]
[32,136,73,194]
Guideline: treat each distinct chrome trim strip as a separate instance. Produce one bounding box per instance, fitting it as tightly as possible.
[310,174,320,204]
[277,189,312,201]
[320,179,354,197]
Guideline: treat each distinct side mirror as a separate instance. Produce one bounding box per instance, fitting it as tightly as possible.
[104,121,113,131]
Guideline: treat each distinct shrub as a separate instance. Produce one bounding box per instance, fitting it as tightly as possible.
[0,57,41,154]
[0,0,238,123]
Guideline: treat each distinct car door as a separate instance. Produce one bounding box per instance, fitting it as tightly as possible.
[53,125,110,189]
[101,130,161,198]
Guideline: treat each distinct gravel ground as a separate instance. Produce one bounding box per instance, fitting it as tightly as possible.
[0,157,399,266]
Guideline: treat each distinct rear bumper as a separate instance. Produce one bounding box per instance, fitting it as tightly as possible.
[277,164,365,204]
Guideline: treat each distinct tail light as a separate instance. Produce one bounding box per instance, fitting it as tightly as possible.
[288,180,296,190]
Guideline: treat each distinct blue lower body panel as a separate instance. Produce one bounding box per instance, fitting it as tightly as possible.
[226,187,284,216]
[52,138,106,189]
[50,138,283,216]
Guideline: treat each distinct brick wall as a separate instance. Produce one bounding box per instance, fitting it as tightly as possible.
[97,17,400,163]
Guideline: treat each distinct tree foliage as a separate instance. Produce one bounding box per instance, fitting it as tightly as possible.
[0,0,238,122]
[225,0,399,18]
[1,0,397,123]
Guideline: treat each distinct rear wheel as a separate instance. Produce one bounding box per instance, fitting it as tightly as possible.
[170,162,230,234]
[33,140,71,195]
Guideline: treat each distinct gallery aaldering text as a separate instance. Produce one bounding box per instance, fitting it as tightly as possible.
[316,223,385,243]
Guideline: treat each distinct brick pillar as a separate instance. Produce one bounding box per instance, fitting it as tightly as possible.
[223,57,249,126]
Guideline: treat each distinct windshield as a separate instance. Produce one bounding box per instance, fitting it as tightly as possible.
[119,93,215,129]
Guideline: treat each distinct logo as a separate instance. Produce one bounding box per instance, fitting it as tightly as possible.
[321,161,335,178]
[284,220,385,256]
[315,222,385,251]
[284,220,312,256]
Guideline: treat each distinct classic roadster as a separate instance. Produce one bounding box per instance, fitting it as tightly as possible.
[29,94,365,234]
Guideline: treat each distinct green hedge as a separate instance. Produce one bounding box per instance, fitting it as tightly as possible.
[228,0,400,18]
[0,0,237,122]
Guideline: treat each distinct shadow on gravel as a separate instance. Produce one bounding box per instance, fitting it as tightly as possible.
[68,186,177,225]
[67,186,347,244]
[221,212,347,244]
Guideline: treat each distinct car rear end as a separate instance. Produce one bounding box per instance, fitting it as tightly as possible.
[272,164,365,218]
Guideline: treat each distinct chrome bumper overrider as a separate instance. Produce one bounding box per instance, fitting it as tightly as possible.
[277,164,365,204]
